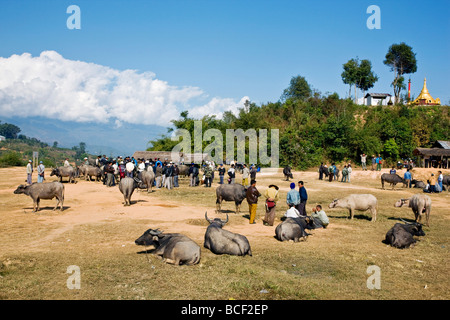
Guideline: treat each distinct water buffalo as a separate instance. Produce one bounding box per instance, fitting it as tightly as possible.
[328,194,378,221]
[119,177,138,206]
[177,164,190,177]
[381,173,404,190]
[384,222,425,249]
[204,212,252,256]
[79,164,102,181]
[394,194,431,226]
[275,217,314,242]
[50,166,76,183]
[443,175,450,191]
[216,183,247,213]
[283,166,293,181]
[138,170,155,193]
[14,182,64,212]
[411,179,426,189]
[135,228,200,265]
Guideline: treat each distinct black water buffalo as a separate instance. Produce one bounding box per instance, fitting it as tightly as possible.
[204,212,252,256]
[215,183,247,213]
[14,182,64,212]
[119,177,138,206]
[283,166,293,181]
[50,166,76,183]
[411,179,426,189]
[275,217,314,242]
[384,222,425,249]
[381,173,404,190]
[135,228,200,265]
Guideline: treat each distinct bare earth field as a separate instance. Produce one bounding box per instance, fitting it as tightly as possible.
[0,166,449,300]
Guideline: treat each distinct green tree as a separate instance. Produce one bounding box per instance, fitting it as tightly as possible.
[281,75,312,102]
[0,122,21,139]
[341,58,359,99]
[342,58,378,102]
[384,42,417,104]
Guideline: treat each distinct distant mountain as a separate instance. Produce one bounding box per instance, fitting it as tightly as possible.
[1,116,168,157]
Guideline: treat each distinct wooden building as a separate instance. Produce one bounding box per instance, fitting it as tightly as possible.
[132,151,210,164]
[413,141,450,168]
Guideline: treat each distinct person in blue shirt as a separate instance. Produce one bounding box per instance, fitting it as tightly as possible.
[403,168,412,188]
[286,182,300,207]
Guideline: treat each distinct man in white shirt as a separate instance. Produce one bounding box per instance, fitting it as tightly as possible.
[37,161,45,183]
[26,160,33,184]
[284,204,301,218]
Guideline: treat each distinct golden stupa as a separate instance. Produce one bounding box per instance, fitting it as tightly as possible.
[410,78,440,105]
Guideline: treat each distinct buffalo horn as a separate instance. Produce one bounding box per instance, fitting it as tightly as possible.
[205,211,212,223]
[221,212,229,224]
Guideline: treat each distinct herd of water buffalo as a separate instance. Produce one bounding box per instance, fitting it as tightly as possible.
[12,164,448,265]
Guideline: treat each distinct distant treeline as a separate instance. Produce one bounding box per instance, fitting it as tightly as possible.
[148,96,449,170]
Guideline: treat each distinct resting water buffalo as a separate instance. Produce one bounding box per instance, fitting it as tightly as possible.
[215,183,247,213]
[328,194,378,221]
[79,164,102,181]
[394,194,431,226]
[135,229,200,265]
[204,212,252,256]
[275,217,314,242]
[14,182,64,212]
[384,222,425,249]
[411,179,426,189]
[381,173,404,190]
[50,166,76,183]
[283,166,293,181]
[138,170,155,193]
[119,177,138,206]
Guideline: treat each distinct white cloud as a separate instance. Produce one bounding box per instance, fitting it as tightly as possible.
[0,51,248,126]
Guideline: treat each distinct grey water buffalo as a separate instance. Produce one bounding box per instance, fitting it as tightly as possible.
[411,179,426,189]
[14,182,64,212]
[177,164,190,177]
[216,183,247,213]
[118,177,138,206]
[381,173,404,190]
[275,217,314,242]
[328,194,378,221]
[137,170,155,193]
[135,229,200,265]
[204,212,252,256]
[394,194,431,226]
[443,175,450,191]
[384,222,425,249]
[79,164,102,181]
[50,166,76,183]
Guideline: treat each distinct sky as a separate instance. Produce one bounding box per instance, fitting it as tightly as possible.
[0,0,449,156]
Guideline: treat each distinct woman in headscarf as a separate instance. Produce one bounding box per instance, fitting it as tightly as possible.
[263,184,279,226]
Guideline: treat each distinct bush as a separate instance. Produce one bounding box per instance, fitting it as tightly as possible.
[0,151,24,167]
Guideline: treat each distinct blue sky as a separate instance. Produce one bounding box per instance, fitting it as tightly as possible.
[0,0,449,155]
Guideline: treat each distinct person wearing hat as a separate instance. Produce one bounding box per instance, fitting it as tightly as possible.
[83,157,89,165]
[26,160,33,184]
[246,179,261,224]
[37,161,45,183]
[263,184,279,226]
[286,182,300,207]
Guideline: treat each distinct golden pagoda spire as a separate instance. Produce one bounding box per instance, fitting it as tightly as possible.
[410,78,441,105]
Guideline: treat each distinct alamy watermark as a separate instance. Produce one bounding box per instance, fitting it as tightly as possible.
[66,265,81,289]
[366,5,381,30]
[170,121,279,167]
[366,265,381,290]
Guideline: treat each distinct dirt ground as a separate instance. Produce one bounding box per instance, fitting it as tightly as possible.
[1,166,449,300]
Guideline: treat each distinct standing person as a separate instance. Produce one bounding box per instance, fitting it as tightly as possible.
[341,165,348,183]
[437,171,443,193]
[318,163,325,180]
[37,161,45,183]
[376,154,383,171]
[227,164,235,184]
[429,173,437,193]
[173,164,179,188]
[328,165,334,182]
[126,160,135,178]
[241,164,250,187]
[347,164,352,183]
[311,205,329,229]
[193,164,199,186]
[403,168,412,188]
[189,163,195,187]
[246,180,261,224]
[286,182,300,207]
[218,164,225,184]
[263,184,279,226]
[164,163,173,189]
[297,181,308,216]
[371,155,376,171]
[360,153,367,171]
[250,165,257,181]
[26,160,33,184]
[203,163,212,187]
[106,162,115,187]
[155,163,163,188]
